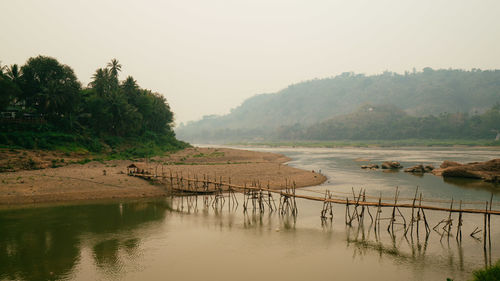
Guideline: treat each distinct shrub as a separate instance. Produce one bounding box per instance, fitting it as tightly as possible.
[471,260,500,281]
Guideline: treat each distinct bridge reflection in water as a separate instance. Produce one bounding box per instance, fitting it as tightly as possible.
[0,194,498,281]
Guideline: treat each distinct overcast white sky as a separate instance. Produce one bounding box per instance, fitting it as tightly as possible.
[1,0,500,125]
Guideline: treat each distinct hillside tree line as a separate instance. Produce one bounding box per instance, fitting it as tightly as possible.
[177,69,500,143]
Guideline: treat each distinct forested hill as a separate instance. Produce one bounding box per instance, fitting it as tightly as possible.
[176,68,500,143]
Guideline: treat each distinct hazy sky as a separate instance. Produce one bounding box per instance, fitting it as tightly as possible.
[1,0,500,125]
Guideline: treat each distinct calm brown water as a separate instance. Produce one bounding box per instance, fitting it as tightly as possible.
[1,146,499,281]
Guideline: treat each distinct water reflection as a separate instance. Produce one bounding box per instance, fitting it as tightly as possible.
[170,193,497,279]
[443,177,500,194]
[0,195,497,281]
[2,146,500,281]
[93,239,120,271]
[0,200,168,281]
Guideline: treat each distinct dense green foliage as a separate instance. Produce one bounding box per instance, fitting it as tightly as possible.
[470,260,500,281]
[177,69,500,143]
[0,56,187,156]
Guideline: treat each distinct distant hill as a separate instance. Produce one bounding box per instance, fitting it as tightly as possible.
[176,68,500,143]
[276,103,500,141]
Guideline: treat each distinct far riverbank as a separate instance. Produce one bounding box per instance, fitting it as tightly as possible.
[232,139,500,148]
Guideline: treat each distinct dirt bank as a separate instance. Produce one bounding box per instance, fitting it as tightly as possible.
[0,147,326,205]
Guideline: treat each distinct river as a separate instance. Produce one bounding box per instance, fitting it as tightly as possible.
[0,146,499,281]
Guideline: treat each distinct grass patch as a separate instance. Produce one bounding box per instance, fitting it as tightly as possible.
[1,125,190,163]
[192,151,225,158]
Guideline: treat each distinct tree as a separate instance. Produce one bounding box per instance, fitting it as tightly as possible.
[0,76,20,111]
[106,91,142,136]
[20,55,81,126]
[6,64,21,83]
[121,76,139,102]
[0,62,6,77]
[130,90,174,134]
[122,76,137,91]
[107,58,121,88]
[90,68,112,96]
[107,59,121,79]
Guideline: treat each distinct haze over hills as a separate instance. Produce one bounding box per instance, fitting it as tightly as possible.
[176,68,500,143]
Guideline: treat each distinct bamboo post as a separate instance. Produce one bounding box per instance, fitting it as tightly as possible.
[360,190,366,223]
[292,181,298,215]
[346,197,351,226]
[418,193,430,236]
[408,187,418,237]
[321,190,328,218]
[374,195,381,234]
[349,188,362,225]
[388,187,399,234]
[447,199,454,242]
[456,200,462,242]
[484,201,488,250]
[489,194,493,253]
[365,191,373,223]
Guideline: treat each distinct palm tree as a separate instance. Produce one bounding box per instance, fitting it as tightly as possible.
[122,76,138,91]
[0,61,6,77]
[90,68,112,96]
[6,64,21,82]
[121,76,139,103]
[107,59,122,79]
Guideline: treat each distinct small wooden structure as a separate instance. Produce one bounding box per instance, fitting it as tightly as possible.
[127,163,148,175]
[127,164,138,174]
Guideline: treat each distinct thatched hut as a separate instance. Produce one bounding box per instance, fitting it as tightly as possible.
[127,163,149,174]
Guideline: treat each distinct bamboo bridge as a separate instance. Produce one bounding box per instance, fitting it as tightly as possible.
[129,169,498,250]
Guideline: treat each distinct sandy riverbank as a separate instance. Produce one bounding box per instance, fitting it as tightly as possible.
[0,147,326,205]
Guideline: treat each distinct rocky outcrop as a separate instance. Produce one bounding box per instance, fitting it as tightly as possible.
[433,159,500,183]
[404,164,435,174]
[441,168,483,179]
[440,161,462,169]
[404,165,424,173]
[361,164,379,169]
[381,161,402,169]
[424,165,435,172]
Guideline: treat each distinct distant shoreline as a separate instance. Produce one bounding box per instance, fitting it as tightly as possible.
[0,147,326,206]
[230,139,500,149]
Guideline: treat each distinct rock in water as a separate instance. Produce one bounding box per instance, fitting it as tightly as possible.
[404,165,425,173]
[381,161,402,169]
[441,167,483,179]
[424,165,435,172]
[361,164,379,169]
[404,164,435,174]
[440,161,462,169]
[436,159,500,183]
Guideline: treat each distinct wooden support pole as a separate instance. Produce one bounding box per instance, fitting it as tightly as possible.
[489,194,493,253]
[388,187,399,234]
[365,192,374,223]
[360,189,366,224]
[374,195,381,234]
[408,187,418,237]
[447,199,454,242]
[346,197,351,225]
[456,200,462,243]
[484,201,488,250]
